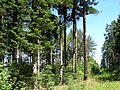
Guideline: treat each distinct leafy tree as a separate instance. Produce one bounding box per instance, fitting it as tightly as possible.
[101,16,120,80]
[102,16,120,69]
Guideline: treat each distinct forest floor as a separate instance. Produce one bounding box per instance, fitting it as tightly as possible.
[53,78,120,90]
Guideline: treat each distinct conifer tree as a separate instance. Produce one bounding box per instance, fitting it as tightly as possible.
[79,0,98,80]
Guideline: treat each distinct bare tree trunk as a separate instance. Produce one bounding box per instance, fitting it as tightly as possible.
[83,0,88,80]
[64,9,67,67]
[56,45,58,63]
[50,48,53,64]
[32,52,38,90]
[30,52,32,64]
[19,48,22,63]
[73,0,77,73]
[16,45,19,63]
[60,15,63,84]
[37,53,40,72]
[47,51,51,64]
[33,53,37,74]
[37,40,40,73]
[13,48,17,62]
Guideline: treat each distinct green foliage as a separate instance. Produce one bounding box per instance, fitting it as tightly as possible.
[101,16,120,80]
[97,68,120,81]
[39,65,60,88]
[8,62,33,89]
[54,78,120,90]
[0,62,26,90]
[63,64,75,84]
[88,57,100,75]
[0,63,13,90]
[67,29,96,61]
[0,0,99,89]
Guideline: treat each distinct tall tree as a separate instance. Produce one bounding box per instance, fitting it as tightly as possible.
[79,0,98,80]
[101,18,120,69]
[83,0,88,80]
[73,0,77,73]
[60,15,63,84]
[63,5,67,67]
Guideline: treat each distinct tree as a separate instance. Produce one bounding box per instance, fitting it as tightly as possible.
[59,14,63,84]
[72,0,77,74]
[101,17,120,70]
[63,4,67,68]
[79,0,98,80]
[83,0,88,80]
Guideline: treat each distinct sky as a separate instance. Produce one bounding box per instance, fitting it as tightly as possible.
[67,0,119,65]
[78,0,119,65]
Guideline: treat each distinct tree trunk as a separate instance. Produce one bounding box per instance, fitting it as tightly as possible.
[50,47,53,64]
[83,0,88,80]
[32,52,39,90]
[30,52,32,64]
[31,0,39,89]
[47,50,51,64]
[19,48,22,63]
[32,53,37,74]
[56,45,58,63]
[12,48,17,62]
[64,9,67,67]
[73,0,77,73]
[60,15,63,84]
[12,3,18,62]
[37,40,40,73]
[0,15,3,62]
[16,45,19,63]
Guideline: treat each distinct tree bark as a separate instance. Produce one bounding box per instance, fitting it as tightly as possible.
[32,52,39,90]
[73,0,77,73]
[32,53,37,74]
[37,41,40,73]
[83,0,88,80]
[64,10,67,67]
[19,48,22,63]
[60,15,63,84]
[50,47,53,64]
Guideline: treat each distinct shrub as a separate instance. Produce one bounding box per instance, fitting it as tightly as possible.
[39,65,60,89]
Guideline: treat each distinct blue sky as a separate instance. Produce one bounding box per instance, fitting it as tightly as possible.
[67,0,119,65]
[80,0,119,64]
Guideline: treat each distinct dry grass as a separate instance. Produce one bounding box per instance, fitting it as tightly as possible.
[53,84,68,90]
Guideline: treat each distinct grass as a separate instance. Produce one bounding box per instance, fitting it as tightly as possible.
[53,78,120,90]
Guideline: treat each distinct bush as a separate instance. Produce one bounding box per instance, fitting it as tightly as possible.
[39,64,60,89]
[0,62,26,90]
[88,56,100,75]
[0,66,13,90]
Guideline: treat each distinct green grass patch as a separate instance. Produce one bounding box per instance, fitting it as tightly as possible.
[53,78,120,90]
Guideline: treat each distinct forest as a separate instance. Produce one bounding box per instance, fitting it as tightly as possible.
[0,0,120,90]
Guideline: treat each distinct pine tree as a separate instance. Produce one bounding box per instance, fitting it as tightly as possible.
[79,0,98,80]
